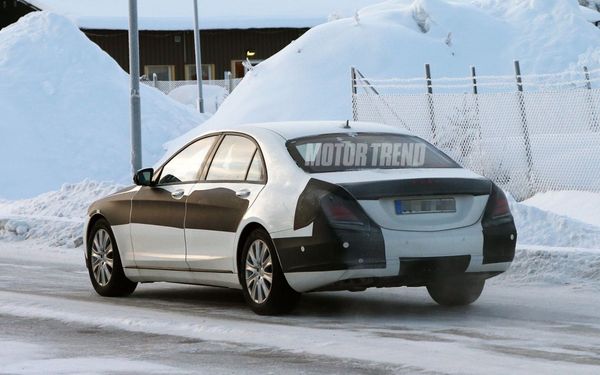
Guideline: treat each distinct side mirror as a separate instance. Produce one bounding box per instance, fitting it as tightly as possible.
[133,168,155,186]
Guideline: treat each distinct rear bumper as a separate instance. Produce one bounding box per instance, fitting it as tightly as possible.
[280,222,515,293]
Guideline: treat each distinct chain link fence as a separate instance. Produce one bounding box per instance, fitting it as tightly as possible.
[352,64,600,200]
[141,77,242,95]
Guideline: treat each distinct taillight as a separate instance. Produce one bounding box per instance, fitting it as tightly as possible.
[321,193,369,230]
[483,183,512,226]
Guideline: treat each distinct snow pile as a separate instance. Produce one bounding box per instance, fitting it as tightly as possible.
[521,191,600,228]
[0,181,122,247]
[168,84,228,114]
[501,247,600,286]
[172,0,600,150]
[0,12,205,200]
[509,198,600,249]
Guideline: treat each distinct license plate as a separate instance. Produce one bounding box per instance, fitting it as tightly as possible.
[394,198,456,215]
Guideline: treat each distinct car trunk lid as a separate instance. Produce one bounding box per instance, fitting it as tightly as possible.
[314,169,491,231]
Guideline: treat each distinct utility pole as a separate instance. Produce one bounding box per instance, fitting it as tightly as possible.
[128,0,142,173]
[193,0,205,113]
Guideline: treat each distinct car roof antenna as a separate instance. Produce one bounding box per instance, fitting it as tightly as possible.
[343,120,351,129]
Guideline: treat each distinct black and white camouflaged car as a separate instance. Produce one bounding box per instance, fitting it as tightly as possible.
[84,121,517,315]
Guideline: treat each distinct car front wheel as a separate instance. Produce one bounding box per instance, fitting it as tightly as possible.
[87,219,137,297]
[240,229,300,315]
[426,277,485,306]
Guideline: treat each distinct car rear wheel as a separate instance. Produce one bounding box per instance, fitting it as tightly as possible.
[240,229,300,315]
[87,219,137,297]
[426,277,485,306]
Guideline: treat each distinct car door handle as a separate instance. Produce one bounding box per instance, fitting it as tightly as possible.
[236,189,251,198]
[171,189,185,200]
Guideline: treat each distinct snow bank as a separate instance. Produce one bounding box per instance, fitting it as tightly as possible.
[501,246,600,286]
[168,84,228,114]
[510,197,600,249]
[0,12,205,200]
[171,0,600,151]
[521,191,600,228]
[0,181,122,247]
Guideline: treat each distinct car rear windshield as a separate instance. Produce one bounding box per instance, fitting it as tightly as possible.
[286,133,459,173]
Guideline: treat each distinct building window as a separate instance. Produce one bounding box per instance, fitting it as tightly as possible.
[185,64,215,81]
[144,65,175,81]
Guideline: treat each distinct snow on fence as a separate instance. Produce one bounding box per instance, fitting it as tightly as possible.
[352,63,600,201]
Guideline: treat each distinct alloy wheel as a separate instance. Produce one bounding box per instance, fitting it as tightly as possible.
[245,239,273,304]
[91,228,114,287]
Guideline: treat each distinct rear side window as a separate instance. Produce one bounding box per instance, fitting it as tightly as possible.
[287,133,459,173]
[158,136,217,184]
[246,151,266,182]
[206,135,258,181]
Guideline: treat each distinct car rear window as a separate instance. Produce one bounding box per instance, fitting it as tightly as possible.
[286,133,459,173]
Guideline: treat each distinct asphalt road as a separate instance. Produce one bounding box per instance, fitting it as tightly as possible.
[0,243,599,374]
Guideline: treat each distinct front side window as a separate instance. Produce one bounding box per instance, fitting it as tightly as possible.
[287,133,459,173]
[206,135,258,181]
[158,136,217,184]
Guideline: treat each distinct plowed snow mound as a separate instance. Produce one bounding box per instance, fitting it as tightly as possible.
[0,12,204,199]
[171,0,600,151]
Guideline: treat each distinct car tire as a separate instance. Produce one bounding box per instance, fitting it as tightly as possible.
[239,229,300,315]
[86,218,137,297]
[426,277,485,306]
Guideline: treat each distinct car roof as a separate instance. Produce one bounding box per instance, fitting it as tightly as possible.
[234,121,414,140]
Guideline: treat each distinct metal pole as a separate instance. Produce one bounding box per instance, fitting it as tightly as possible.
[128,0,142,173]
[193,0,204,113]
[351,67,358,121]
[425,64,437,144]
[584,66,592,90]
[225,71,233,93]
[471,65,478,95]
[351,66,357,95]
[584,66,600,132]
[514,60,534,198]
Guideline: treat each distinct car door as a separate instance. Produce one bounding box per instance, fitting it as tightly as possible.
[185,134,267,272]
[130,135,218,269]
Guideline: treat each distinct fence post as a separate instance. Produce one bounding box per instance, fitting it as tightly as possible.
[225,71,233,94]
[514,60,535,198]
[425,64,437,144]
[471,66,478,95]
[351,67,358,121]
[584,66,600,132]
[152,73,157,88]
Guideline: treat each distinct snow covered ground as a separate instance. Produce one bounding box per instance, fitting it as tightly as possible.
[0,241,599,374]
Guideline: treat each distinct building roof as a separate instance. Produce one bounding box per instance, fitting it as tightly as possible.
[24,0,381,31]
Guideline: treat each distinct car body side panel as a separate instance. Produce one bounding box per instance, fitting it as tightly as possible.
[85,186,139,268]
[129,185,195,269]
[185,183,262,272]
